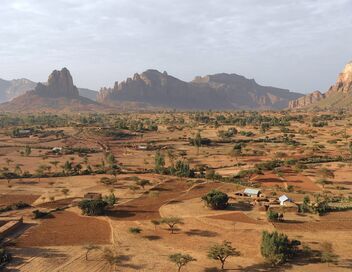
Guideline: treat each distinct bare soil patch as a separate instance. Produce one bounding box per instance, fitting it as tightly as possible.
[207,211,266,225]
[15,211,111,247]
[0,194,39,207]
[37,197,80,209]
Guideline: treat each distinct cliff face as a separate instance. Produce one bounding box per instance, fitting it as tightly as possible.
[288,91,325,109]
[289,61,352,109]
[97,70,303,109]
[0,68,106,113]
[33,68,79,98]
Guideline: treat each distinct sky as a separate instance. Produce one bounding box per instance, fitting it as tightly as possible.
[1,0,352,93]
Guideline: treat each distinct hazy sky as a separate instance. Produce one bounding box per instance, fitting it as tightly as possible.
[1,0,352,93]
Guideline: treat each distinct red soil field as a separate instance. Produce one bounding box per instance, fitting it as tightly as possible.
[207,211,266,225]
[0,194,40,207]
[15,211,111,247]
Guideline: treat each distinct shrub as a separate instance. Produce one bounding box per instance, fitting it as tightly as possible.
[0,248,11,266]
[202,190,229,210]
[32,209,50,219]
[129,227,142,234]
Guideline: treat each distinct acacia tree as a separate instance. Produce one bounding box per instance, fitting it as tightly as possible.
[160,217,184,234]
[169,253,196,272]
[207,240,240,270]
[83,244,101,260]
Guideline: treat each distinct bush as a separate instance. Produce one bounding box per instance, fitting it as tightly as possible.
[202,190,229,210]
[0,248,11,266]
[261,231,301,266]
[78,199,108,216]
[129,227,142,234]
[267,210,281,222]
[33,209,50,219]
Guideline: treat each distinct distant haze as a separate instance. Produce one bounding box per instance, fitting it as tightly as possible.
[1,0,352,93]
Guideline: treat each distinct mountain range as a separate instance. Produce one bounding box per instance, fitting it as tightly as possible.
[289,61,352,110]
[97,70,303,110]
[1,61,351,113]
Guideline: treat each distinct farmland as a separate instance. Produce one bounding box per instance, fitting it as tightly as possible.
[0,111,351,271]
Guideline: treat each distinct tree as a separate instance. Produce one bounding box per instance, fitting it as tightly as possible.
[260,231,301,266]
[14,164,22,176]
[155,151,165,173]
[194,131,202,154]
[160,216,184,234]
[106,153,117,167]
[23,146,31,156]
[320,242,338,265]
[102,248,120,271]
[61,188,70,198]
[317,168,335,180]
[169,253,196,272]
[136,179,151,189]
[83,244,101,260]
[300,195,311,213]
[202,190,229,210]
[62,161,73,175]
[151,219,160,230]
[207,240,240,270]
[78,199,108,216]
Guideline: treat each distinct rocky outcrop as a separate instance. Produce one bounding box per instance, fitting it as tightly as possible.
[288,91,325,109]
[326,61,352,95]
[0,68,108,113]
[288,61,352,109]
[97,70,303,109]
[33,68,79,98]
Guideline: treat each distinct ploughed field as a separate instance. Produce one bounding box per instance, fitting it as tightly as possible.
[0,111,352,271]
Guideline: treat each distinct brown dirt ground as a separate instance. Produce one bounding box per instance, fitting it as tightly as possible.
[207,211,266,224]
[0,194,40,207]
[15,211,111,247]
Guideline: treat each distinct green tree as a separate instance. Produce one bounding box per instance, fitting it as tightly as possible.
[23,146,31,156]
[169,253,196,272]
[202,190,229,210]
[320,242,338,265]
[154,151,165,173]
[260,231,301,266]
[207,240,240,270]
[78,199,108,216]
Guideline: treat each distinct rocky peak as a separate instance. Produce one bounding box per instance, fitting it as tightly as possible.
[327,61,352,94]
[34,68,79,98]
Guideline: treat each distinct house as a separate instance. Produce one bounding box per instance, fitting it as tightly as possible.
[84,192,102,200]
[137,145,148,150]
[52,147,62,153]
[243,188,262,197]
[279,195,292,205]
